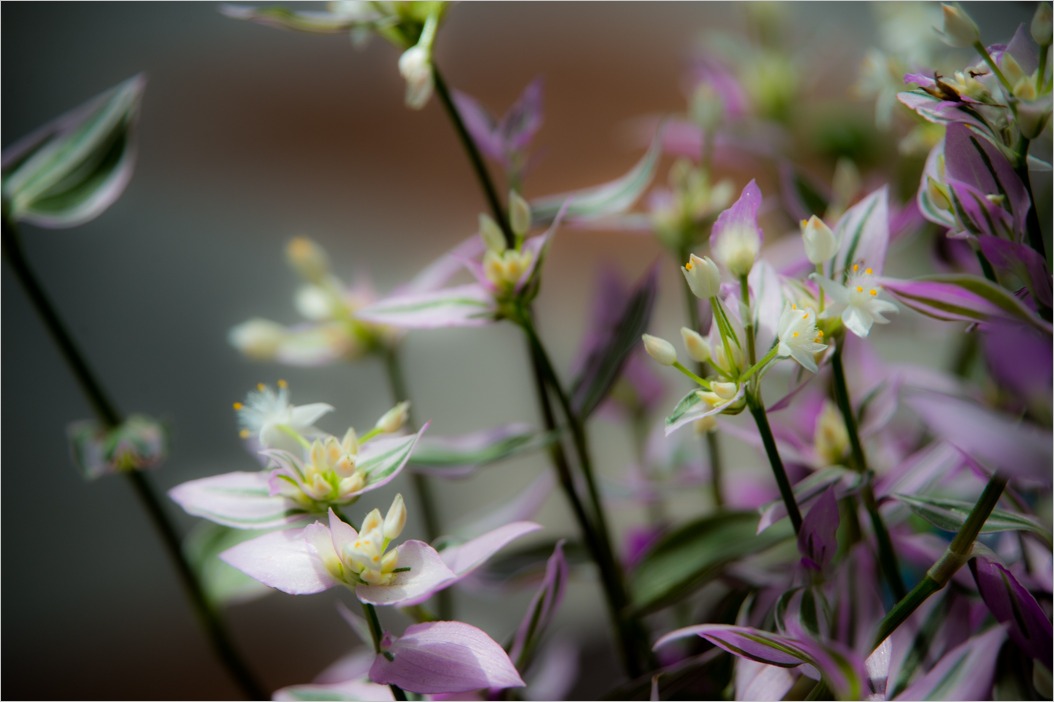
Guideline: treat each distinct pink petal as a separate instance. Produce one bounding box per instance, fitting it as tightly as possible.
[439,521,542,577]
[369,621,524,694]
[220,526,337,595]
[168,471,297,529]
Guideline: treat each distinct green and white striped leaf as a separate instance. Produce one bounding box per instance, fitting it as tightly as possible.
[3,74,145,228]
[356,283,497,329]
[358,424,428,484]
[410,424,553,477]
[894,493,1053,546]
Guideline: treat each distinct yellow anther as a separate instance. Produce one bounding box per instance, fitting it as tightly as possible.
[803,311,809,319]
[816,330,824,337]
[865,267,873,275]
[791,303,798,310]
[233,402,244,410]
[239,429,251,439]
[792,331,800,338]
[278,379,288,388]
[856,286,864,293]
[852,264,859,272]
[257,383,266,392]
[685,260,694,271]
[869,289,877,296]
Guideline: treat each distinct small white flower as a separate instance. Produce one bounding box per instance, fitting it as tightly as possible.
[712,222,760,278]
[235,381,334,451]
[642,333,678,366]
[399,45,433,110]
[801,215,838,265]
[776,305,827,373]
[814,265,899,338]
[681,254,722,299]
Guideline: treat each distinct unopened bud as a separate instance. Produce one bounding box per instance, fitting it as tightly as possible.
[398,45,433,109]
[1017,97,1052,139]
[642,333,678,366]
[680,327,711,363]
[1033,2,1053,46]
[710,381,739,401]
[509,191,532,238]
[939,3,980,47]
[383,493,407,540]
[286,236,330,284]
[479,213,506,253]
[376,401,410,433]
[801,216,838,265]
[682,253,722,299]
[228,318,287,360]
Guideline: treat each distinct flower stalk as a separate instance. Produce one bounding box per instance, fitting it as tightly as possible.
[746,393,803,534]
[362,602,409,701]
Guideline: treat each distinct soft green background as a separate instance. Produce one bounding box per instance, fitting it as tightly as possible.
[2,2,1036,699]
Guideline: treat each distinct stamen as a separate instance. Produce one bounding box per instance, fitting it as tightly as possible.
[233,402,244,410]
[278,379,288,388]
[852,264,859,272]
[869,289,877,296]
[865,267,873,275]
[685,260,694,270]
[239,429,251,439]
[856,286,864,293]
[257,383,266,392]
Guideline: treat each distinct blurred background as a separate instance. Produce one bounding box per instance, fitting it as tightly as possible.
[2,2,1039,699]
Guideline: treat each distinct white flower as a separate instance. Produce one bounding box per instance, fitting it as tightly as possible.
[776,305,827,373]
[681,254,722,299]
[813,265,899,338]
[801,216,837,265]
[235,381,334,451]
[399,45,433,110]
[642,333,678,366]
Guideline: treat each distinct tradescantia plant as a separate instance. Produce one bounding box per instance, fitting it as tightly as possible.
[4,2,1052,700]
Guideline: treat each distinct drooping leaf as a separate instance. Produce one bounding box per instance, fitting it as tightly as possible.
[509,541,568,670]
[3,74,145,228]
[571,265,658,418]
[970,556,1054,663]
[894,494,1053,546]
[797,487,840,571]
[630,511,793,614]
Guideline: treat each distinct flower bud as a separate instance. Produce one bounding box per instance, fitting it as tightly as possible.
[939,3,980,47]
[642,333,678,366]
[710,381,739,401]
[398,45,433,109]
[383,493,407,541]
[509,191,532,238]
[286,236,330,284]
[228,318,287,360]
[479,213,507,253]
[1033,1,1053,46]
[801,216,838,265]
[376,401,410,433]
[682,254,722,299]
[680,327,711,363]
[1016,96,1052,139]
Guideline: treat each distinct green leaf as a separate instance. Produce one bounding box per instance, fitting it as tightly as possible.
[183,521,273,607]
[894,493,1053,547]
[529,128,663,225]
[3,74,145,228]
[570,266,658,418]
[630,511,793,614]
[410,426,554,476]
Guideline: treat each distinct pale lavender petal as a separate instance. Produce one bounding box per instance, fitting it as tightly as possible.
[710,179,764,250]
[896,91,990,132]
[834,186,889,277]
[327,508,359,545]
[355,540,457,606]
[450,91,504,162]
[370,621,524,694]
[168,471,299,529]
[735,658,798,701]
[969,556,1053,663]
[220,526,337,594]
[438,522,541,577]
[410,423,537,477]
[877,275,1033,327]
[655,624,803,667]
[797,486,839,571]
[905,389,1052,482]
[356,284,496,329]
[509,540,567,665]
[748,260,782,354]
[893,626,1006,701]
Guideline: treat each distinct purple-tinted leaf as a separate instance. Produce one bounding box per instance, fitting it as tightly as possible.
[219,3,366,33]
[905,389,1052,483]
[450,91,504,163]
[356,283,496,329]
[509,541,568,667]
[981,317,1053,415]
[356,540,458,606]
[356,424,429,486]
[3,74,146,228]
[896,91,991,133]
[370,621,524,694]
[834,186,889,278]
[570,264,659,418]
[394,236,484,297]
[409,423,547,477]
[978,236,1053,309]
[169,471,301,530]
[893,493,1052,543]
[655,624,804,667]
[710,178,764,250]
[220,525,338,595]
[797,487,839,571]
[969,557,1053,663]
[893,626,1006,701]
[734,658,798,701]
[944,124,1029,240]
[879,274,1051,332]
[451,78,543,169]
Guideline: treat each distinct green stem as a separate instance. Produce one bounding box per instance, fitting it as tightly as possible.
[672,361,710,388]
[381,347,450,620]
[362,602,408,701]
[431,66,513,248]
[973,41,1014,95]
[739,276,757,366]
[871,473,1008,650]
[2,215,266,700]
[746,394,803,533]
[738,346,778,384]
[830,342,906,600]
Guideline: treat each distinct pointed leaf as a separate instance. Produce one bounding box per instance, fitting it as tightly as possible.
[880,274,1052,333]
[834,186,889,278]
[509,540,568,668]
[663,384,744,436]
[219,3,365,33]
[409,424,551,476]
[893,626,1006,700]
[356,284,496,329]
[894,494,1052,546]
[630,511,793,614]
[797,487,839,571]
[970,557,1053,663]
[570,265,658,418]
[356,423,429,486]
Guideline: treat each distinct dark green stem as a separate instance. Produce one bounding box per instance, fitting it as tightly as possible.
[830,343,906,600]
[871,473,1008,650]
[3,215,266,700]
[679,250,724,508]
[381,347,450,619]
[363,602,408,701]
[431,66,513,248]
[746,394,803,533]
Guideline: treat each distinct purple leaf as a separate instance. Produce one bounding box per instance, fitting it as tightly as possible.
[878,274,1049,331]
[969,556,1053,663]
[451,78,543,170]
[905,389,1052,483]
[655,624,804,667]
[893,626,1006,701]
[220,525,337,595]
[980,317,1053,414]
[369,621,524,694]
[978,236,1053,309]
[509,540,568,666]
[734,658,798,701]
[943,124,1029,240]
[797,487,839,571]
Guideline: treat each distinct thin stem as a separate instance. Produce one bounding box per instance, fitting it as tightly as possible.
[747,394,803,533]
[3,215,265,700]
[672,361,710,388]
[830,342,906,599]
[431,66,513,248]
[381,347,451,620]
[739,276,757,366]
[871,473,1008,650]
[973,41,1014,95]
[362,602,408,702]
